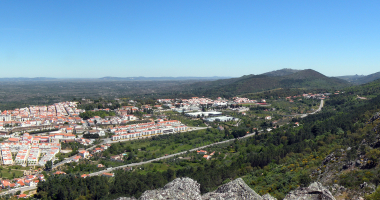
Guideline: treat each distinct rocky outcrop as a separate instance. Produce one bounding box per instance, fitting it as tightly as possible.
[115,178,332,200]
[139,177,202,200]
[114,197,137,200]
[202,178,263,200]
[283,182,335,200]
[261,194,277,200]
[329,184,347,196]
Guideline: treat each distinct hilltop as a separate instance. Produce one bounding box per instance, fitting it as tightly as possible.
[186,69,351,97]
[261,68,301,77]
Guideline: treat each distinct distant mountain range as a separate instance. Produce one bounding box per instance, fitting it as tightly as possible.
[335,75,365,82]
[336,71,380,85]
[2,69,380,85]
[0,77,58,82]
[98,76,232,81]
[0,76,232,82]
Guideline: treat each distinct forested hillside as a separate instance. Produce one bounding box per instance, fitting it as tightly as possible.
[182,69,351,98]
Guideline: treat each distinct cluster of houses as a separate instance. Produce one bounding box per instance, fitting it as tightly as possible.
[76,138,94,146]
[0,133,62,166]
[285,93,331,102]
[158,97,267,113]
[71,144,127,166]
[232,97,257,104]
[85,113,138,126]
[1,174,44,190]
[197,150,216,160]
[111,120,188,141]
[0,102,85,131]
[90,144,110,155]
[184,111,239,123]
[82,104,163,126]
[203,116,238,123]
[158,97,229,112]
[64,144,107,163]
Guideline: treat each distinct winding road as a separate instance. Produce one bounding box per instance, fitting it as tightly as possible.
[88,131,260,176]
[52,127,209,169]
[0,186,36,197]
[283,99,324,118]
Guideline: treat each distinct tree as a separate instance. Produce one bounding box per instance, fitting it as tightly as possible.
[45,160,53,171]
[299,173,311,187]
[128,151,135,161]
[164,168,175,180]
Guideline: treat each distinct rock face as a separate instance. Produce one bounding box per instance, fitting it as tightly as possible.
[202,178,263,200]
[114,197,137,200]
[283,182,336,200]
[261,194,277,200]
[139,177,202,200]
[115,178,332,200]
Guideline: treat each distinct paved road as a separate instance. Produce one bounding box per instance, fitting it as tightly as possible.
[283,99,324,118]
[0,186,37,196]
[89,100,325,176]
[301,99,324,118]
[89,130,260,177]
[52,139,110,169]
[53,127,207,169]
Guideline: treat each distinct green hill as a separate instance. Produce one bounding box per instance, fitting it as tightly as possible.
[186,69,351,97]
[261,68,301,77]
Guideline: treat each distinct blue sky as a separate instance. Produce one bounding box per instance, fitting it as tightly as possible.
[1,1,379,78]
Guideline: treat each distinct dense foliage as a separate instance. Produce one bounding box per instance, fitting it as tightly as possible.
[79,110,116,120]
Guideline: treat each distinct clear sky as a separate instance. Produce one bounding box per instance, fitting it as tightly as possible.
[1,1,379,78]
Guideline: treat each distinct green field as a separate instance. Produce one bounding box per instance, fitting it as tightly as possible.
[93,129,227,166]
[0,167,25,179]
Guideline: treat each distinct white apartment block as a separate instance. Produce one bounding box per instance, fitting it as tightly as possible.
[0,133,61,166]
[15,149,29,165]
[1,147,13,165]
[112,120,188,141]
[27,148,40,165]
